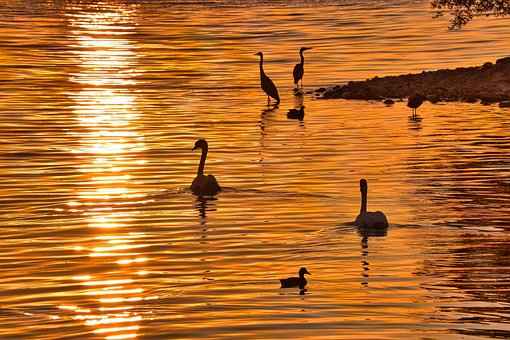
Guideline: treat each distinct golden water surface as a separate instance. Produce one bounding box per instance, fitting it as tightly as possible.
[1,0,510,339]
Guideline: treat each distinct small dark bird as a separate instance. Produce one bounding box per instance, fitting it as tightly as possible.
[280,267,311,289]
[407,94,425,119]
[191,139,221,196]
[293,47,312,89]
[255,52,280,106]
[383,98,395,105]
[287,106,305,120]
[354,179,389,229]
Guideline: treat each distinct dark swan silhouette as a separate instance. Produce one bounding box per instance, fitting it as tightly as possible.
[354,179,389,229]
[255,51,280,105]
[280,267,311,289]
[293,47,312,88]
[190,139,221,196]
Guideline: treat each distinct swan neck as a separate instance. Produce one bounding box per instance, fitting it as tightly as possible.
[197,146,207,176]
[360,190,367,215]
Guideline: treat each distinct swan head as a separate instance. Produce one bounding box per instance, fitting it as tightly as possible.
[299,267,311,276]
[300,47,312,53]
[192,138,208,151]
[360,178,368,194]
[254,51,263,57]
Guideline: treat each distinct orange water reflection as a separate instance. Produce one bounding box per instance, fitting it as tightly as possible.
[64,4,149,339]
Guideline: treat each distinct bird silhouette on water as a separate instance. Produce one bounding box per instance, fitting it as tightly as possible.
[354,179,389,229]
[255,51,280,106]
[280,267,311,289]
[293,47,312,90]
[407,93,425,120]
[287,106,305,120]
[190,139,221,196]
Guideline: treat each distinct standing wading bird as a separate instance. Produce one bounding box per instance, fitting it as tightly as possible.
[354,179,389,229]
[191,139,221,196]
[407,93,425,119]
[255,52,280,106]
[293,47,312,89]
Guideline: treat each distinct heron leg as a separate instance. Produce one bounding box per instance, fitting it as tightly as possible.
[267,96,270,106]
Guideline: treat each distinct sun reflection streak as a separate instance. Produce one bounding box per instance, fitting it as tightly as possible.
[63,4,150,339]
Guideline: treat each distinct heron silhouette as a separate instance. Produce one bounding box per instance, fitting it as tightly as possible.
[407,94,425,120]
[191,139,221,196]
[255,52,280,106]
[293,47,312,89]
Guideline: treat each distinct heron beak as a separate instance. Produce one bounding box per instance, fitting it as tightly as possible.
[192,146,197,151]
[305,269,311,275]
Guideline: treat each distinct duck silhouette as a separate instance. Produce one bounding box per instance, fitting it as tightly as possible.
[280,267,311,289]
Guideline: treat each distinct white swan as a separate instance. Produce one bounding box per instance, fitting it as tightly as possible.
[354,179,388,228]
[191,139,221,196]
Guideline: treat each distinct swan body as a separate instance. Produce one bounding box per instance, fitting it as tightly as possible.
[255,52,280,105]
[293,47,311,88]
[190,139,221,196]
[354,179,388,229]
[280,267,311,289]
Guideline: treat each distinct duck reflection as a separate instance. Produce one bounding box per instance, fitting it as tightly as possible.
[358,226,388,287]
[288,92,305,122]
[287,106,305,121]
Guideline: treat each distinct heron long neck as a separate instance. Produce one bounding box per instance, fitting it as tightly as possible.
[360,190,367,215]
[259,55,265,77]
[299,50,305,65]
[197,146,207,176]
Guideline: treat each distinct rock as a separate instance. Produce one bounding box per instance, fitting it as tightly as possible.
[316,57,510,104]
[496,57,510,65]
[499,101,510,108]
[383,99,395,105]
[463,96,478,103]
[427,95,441,104]
[480,97,498,105]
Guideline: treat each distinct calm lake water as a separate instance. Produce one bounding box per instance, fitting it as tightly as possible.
[1,0,510,339]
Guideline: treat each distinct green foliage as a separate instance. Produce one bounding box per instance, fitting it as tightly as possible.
[431,0,510,28]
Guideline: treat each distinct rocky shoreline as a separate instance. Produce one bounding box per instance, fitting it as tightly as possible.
[316,57,510,106]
